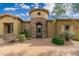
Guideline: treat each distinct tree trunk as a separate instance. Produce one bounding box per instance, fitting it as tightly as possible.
[65,37,69,41]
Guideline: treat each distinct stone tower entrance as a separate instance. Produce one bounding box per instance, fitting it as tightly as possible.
[36,23,42,38]
[29,9,49,38]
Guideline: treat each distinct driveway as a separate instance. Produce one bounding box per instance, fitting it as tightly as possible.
[0,38,79,56]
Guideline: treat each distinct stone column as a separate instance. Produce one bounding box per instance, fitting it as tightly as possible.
[31,18,47,38]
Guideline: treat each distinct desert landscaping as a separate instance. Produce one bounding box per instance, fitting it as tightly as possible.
[0,38,79,56]
[0,3,79,56]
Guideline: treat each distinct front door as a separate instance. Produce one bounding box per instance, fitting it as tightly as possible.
[36,23,42,38]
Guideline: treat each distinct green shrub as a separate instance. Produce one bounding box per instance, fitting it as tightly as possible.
[20,31,30,37]
[61,30,75,41]
[18,34,26,42]
[51,36,64,45]
[19,31,30,40]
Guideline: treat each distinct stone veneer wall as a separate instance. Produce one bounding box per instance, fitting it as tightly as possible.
[31,18,48,38]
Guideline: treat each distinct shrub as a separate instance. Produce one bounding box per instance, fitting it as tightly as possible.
[18,34,26,42]
[20,30,30,37]
[19,30,30,40]
[61,30,75,41]
[51,36,64,45]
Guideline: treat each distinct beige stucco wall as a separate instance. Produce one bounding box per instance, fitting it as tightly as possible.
[47,20,56,37]
[56,20,79,38]
[30,10,48,19]
[47,19,79,38]
[22,22,31,33]
[0,16,22,35]
[1,15,79,39]
[16,19,22,34]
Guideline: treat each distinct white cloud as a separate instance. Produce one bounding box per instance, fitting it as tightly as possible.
[26,13,29,16]
[4,7,18,11]
[31,4,34,7]
[19,3,31,10]
[43,3,55,15]
[15,14,21,17]
[15,3,18,6]
[20,13,26,16]
[33,3,39,8]
[72,13,79,18]
[20,13,29,17]
[14,3,19,7]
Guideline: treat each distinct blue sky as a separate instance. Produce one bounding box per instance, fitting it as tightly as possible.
[0,3,79,21]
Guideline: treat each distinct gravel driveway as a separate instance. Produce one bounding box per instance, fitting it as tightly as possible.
[0,38,79,56]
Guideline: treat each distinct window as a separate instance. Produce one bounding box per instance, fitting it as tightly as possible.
[37,12,41,15]
[64,25,70,30]
[7,23,13,33]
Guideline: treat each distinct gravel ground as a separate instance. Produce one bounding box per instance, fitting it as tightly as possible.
[0,38,79,56]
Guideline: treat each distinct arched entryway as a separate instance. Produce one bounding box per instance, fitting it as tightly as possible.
[36,23,42,38]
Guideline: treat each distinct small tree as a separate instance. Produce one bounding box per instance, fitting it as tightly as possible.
[61,30,74,41]
[61,25,73,41]
[63,30,70,41]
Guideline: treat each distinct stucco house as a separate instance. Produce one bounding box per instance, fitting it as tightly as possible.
[0,8,79,38]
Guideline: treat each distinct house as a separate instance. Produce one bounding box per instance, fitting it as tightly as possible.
[0,8,79,38]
